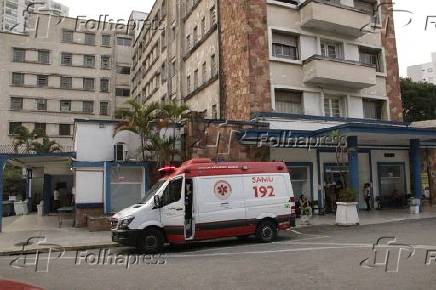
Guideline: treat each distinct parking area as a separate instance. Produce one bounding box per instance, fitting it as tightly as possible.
[1,218,436,290]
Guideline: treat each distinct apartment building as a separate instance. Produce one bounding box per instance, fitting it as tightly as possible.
[0,13,134,148]
[0,0,69,33]
[407,52,436,84]
[132,0,436,212]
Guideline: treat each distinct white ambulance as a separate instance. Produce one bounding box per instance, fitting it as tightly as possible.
[111,159,296,253]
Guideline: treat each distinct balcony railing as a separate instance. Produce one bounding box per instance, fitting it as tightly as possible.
[300,0,373,38]
[302,55,377,89]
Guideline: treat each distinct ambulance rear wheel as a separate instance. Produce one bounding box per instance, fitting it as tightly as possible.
[256,220,277,243]
[137,228,164,254]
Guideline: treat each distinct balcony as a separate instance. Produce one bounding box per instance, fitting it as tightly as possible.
[300,0,372,38]
[303,55,377,89]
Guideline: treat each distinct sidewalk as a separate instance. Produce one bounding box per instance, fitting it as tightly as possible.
[0,214,115,256]
[297,206,436,227]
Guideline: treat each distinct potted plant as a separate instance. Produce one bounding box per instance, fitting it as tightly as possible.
[336,188,359,226]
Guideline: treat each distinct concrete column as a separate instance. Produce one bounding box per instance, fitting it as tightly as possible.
[410,139,422,199]
[104,162,112,214]
[348,136,359,194]
[0,158,6,233]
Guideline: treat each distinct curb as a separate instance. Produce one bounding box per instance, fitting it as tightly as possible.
[0,243,119,257]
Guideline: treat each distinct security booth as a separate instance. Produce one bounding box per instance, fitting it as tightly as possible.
[0,148,75,232]
[241,113,436,213]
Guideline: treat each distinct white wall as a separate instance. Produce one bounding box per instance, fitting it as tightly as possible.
[74,122,115,162]
[75,170,104,204]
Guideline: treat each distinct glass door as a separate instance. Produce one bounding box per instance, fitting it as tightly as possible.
[378,163,406,208]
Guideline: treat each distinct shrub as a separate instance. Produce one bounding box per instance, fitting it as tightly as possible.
[337,188,357,203]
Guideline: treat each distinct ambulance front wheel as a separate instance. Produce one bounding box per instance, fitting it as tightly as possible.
[256,220,277,243]
[137,228,164,254]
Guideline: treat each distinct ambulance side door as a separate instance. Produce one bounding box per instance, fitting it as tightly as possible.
[160,175,185,238]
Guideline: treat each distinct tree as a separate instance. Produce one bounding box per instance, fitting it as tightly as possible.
[12,126,61,154]
[158,101,190,162]
[115,99,160,162]
[401,78,436,122]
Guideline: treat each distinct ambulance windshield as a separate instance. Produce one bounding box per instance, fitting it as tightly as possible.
[139,180,166,204]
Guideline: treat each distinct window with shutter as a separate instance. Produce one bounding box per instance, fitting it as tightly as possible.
[272,32,299,60]
[274,90,303,114]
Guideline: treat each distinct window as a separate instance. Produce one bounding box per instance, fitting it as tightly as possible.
[37,75,48,87]
[63,30,73,43]
[85,33,96,45]
[363,99,384,120]
[161,30,166,51]
[61,53,72,65]
[194,69,198,89]
[100,101,109,116]
[60,77,72,89]
[161,63,167,83]
[211,54,217,77]
[201,17,206,37]
[289,166,311,201]
[116,66,130,74]
[321,40,344,60]
[272,32,299,60]
[9,122,22,135]
[274,90,303,114]
[359,47,382,72]
[101,56,111,69]
[161,178,183,207]
[34,123,46,134]
[84,55,96,67]
[202,61,207,83]
[10,97,23,111]
[210,5,216,26]
[36,99,47,111]
[13,48,25,62]
[59,124,71,136]
[212,104,218,119]
[193,26,198,44]
[187,75,191,94]
[38,50,49,64]
[324,96,344,117]
[186,34,191,51]
[115,88,130,97]
[100,78,109,92]
[60,100,71,112]
[83,101,94,114]
[117,37,131,47]
[12,72,24,86]
[101,34,111,46]
[83,78,95,90]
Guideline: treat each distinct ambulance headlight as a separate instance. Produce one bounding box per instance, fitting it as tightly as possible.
[119,216,135,230]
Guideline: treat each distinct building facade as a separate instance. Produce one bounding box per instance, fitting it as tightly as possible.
[0,0,69,33]
[0,13,134,148]
[133,0,436,211]
[407,52,436,84]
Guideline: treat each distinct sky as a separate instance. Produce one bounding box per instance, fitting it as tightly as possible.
[59,0,436,77]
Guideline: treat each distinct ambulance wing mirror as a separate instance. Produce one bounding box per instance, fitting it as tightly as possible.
[153,195,162,209]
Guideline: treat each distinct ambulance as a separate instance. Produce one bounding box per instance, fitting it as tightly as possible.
[111,159,296,253]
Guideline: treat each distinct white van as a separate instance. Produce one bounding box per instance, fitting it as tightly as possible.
[111,159,296,253]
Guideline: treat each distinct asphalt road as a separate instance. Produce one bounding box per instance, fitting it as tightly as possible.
[1,218,436,290]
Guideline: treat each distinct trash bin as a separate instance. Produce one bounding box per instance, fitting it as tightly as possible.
[409,198,420,214]
[37,201,44,216]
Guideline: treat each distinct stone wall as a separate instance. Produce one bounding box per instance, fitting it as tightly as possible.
[380,1,403,122]
[422,149,436,205]
[218,0,272,121]
[75,207,104,228]
[184,113,269,162]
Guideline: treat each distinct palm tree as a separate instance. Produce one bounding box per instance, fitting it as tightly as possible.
[12,126,45,153]
[144,134,179,166]
[31,136,62,153]
[115,99,160,162]
[159,101,190,162]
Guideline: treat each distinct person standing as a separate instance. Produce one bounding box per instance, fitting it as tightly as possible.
[363,183,371,211]
[53,188,60,211]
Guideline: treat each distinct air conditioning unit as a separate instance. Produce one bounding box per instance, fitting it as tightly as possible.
[114,143,128,162]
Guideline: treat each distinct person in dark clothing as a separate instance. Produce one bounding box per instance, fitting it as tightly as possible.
[363,183,371,211]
